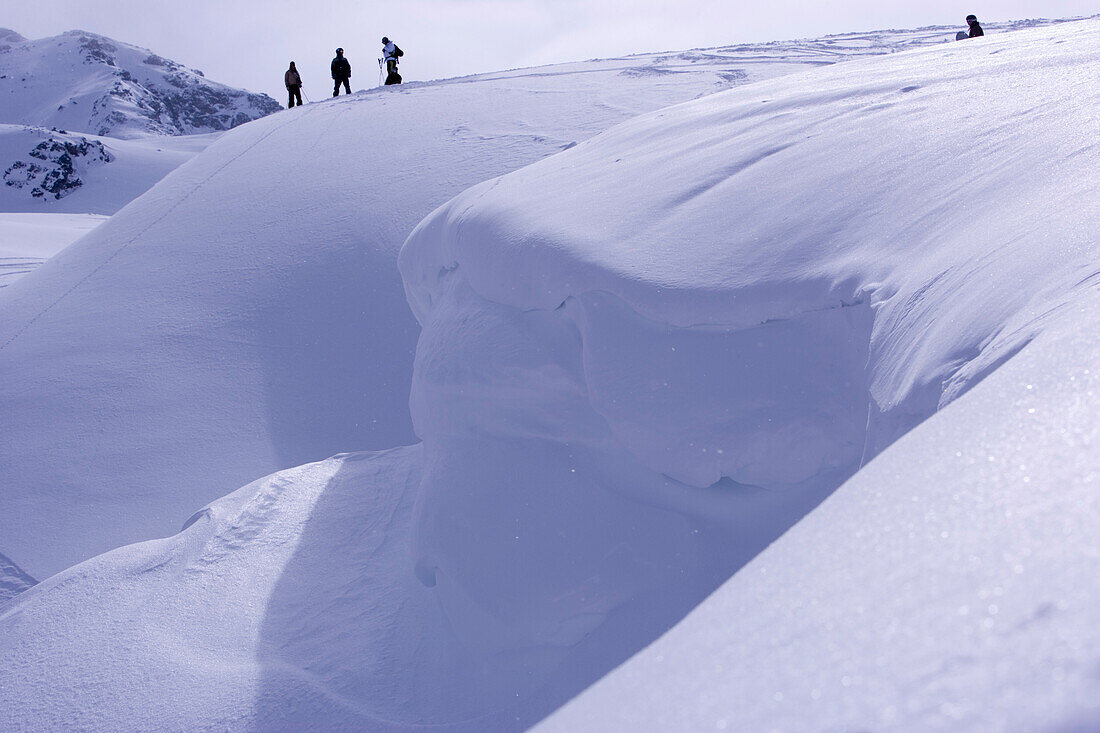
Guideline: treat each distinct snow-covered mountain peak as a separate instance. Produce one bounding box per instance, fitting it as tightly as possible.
[0,29,26,45]
[0,29,281,138]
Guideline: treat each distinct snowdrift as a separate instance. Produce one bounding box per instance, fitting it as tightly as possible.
[1,17,1097,733]
[0,30,896,579]
[540,291,1100,731]
[397,18,1099,730]
[401,19,1099,472]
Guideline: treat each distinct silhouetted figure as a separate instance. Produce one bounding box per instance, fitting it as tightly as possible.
[382,36,403,85]
[331,48,351,96]
[966,15,984,37]
[285,62,303,108]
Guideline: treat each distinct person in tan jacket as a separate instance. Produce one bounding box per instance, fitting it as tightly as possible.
[285,61,303,108]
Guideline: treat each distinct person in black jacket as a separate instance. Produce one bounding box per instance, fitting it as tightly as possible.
[331,48,351,96]
[966,15,984,37]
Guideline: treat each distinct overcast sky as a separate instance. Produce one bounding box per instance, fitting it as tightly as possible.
[5,1,1096,101]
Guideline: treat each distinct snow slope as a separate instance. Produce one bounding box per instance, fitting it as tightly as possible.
[0,29,280,138]
[0,24,966,580]
[0,123,214,213]
[0,17,1096,733]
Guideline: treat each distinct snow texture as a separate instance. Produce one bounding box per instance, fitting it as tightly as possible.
[0,30,281,138]
[540,291,1100,733]
[1,16,1098,733]
[0,23,945,580]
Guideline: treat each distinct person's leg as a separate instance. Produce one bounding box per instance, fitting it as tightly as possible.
[333,79,340,97]
[342,79,351,94]
[293,87,303,106]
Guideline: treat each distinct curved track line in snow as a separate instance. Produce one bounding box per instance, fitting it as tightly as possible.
[0,107,318,354]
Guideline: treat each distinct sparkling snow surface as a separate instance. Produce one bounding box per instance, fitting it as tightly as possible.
[540,289,1100,732]
[1,17,1098,733]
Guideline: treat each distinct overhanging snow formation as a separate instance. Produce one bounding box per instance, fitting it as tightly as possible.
[401,18,1098,458]
[397,17,1100,727]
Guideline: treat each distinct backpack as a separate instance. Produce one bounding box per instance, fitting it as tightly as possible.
[394,45,404,58]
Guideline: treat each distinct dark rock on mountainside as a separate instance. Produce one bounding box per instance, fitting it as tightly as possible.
[3,130,114,200]
[0,29,281,138]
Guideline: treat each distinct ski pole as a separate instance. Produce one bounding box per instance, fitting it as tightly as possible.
[378,57,384,86]
[302,89,311,104]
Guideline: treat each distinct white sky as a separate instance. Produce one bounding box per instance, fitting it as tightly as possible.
[5,1,1096,101]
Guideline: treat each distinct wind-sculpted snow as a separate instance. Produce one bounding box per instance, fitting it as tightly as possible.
[397,18,1098,729]
[0,23,954,579]
[540,295,1100,733]
[402,18,1099,463]
[1,17,1097,733]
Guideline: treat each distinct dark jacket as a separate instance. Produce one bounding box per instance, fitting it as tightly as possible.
[331,55,351,80]
[968,21,984,37]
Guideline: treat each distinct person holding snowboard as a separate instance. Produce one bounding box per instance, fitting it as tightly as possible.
[966,14,984,37]
[331,47,352,96]
[382,36,403,85]
[285,61,303,108]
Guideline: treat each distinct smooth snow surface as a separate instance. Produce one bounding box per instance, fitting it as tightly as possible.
[1,17,1097,733]
[0,25,951,579]
[0,212,106,286]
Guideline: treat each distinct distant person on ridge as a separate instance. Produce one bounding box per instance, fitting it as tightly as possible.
[285,61,303,108]
[966,15,984,37]
[331,48,352,96]
[382,36,403,85]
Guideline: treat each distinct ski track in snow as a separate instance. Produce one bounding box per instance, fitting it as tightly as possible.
[0,256,43,287]
[0,108,317,353]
